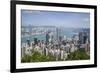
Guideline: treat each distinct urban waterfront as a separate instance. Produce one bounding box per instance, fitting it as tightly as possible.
[21,26,90,63]
[21,10,90,63]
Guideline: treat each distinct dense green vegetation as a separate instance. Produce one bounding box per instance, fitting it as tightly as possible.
[21,50,90,63]
[21,52,55,63]
[67,50,90,60]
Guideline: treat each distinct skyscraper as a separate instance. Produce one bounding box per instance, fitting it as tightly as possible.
[79,30,89,44]
[46,32,50,45]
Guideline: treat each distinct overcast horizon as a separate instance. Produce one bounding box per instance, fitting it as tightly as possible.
[21,10,90,28]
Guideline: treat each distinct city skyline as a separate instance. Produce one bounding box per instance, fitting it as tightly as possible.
[21,10,90,28]
[21,10,90,63]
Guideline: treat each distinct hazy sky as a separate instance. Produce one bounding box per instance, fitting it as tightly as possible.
[21,10,90,28]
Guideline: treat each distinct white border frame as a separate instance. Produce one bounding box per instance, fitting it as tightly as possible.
[16,4,94,69]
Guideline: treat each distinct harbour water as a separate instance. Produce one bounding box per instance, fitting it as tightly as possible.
[21,27,90,44]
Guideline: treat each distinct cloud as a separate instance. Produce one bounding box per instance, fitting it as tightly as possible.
[22,10,41,14]
[82,18,90,22]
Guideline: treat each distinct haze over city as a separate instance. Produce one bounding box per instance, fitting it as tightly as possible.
[21,10,90,28]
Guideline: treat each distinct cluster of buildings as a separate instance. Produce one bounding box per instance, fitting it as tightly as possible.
[21,26,90,61]
[78,29,90,54]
